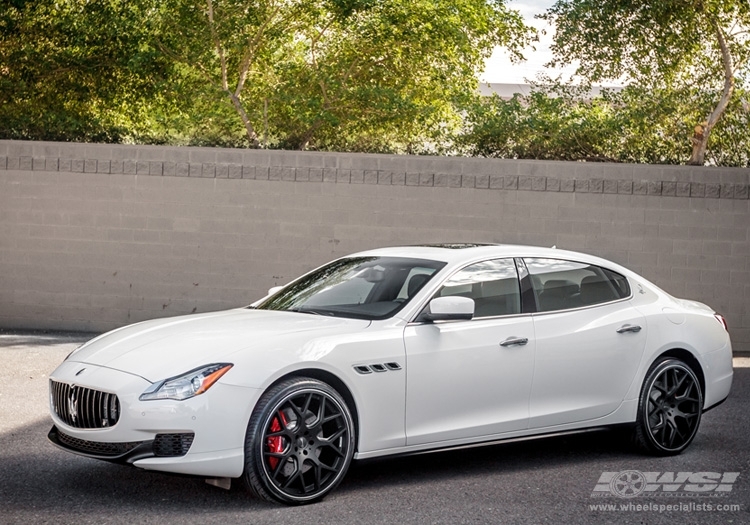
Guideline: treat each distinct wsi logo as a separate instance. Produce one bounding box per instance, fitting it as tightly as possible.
[591,471,740,498]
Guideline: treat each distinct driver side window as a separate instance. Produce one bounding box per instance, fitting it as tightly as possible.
[436,259,521,317]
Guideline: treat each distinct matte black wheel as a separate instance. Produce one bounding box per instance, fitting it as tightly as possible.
[243,377,355,504]
[634,358,703,455]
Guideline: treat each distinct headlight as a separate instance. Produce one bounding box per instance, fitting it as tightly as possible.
[139,363,233,401]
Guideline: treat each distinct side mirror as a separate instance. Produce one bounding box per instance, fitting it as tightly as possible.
[420,296,474,323]
[249,285,285,308]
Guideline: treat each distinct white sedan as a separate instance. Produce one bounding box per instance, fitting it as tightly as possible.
[48,244,733,504]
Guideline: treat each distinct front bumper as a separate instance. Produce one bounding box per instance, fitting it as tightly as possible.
[49,361,261,478]
[48,426,195,463]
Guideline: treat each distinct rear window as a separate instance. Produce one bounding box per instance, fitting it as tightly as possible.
[524,258,630,312]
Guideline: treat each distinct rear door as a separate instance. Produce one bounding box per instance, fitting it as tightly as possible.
[524,258,647,429]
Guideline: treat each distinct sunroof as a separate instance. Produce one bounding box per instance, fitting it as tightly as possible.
[413,243,498,249]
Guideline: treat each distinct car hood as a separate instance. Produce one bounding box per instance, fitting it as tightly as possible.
[67,308,371,382]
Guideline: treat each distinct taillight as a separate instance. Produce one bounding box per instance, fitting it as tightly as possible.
[714,314,728,331]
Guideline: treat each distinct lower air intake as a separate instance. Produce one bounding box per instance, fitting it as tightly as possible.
[153,433,195,457]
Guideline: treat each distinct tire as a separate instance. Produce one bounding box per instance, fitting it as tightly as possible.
[242,377,355,504]
[633,357,703,456]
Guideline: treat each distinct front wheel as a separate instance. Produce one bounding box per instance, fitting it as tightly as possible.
[242,377,355,504]
[633,358,703,455]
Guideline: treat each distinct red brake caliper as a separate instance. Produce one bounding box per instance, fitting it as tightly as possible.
[266,411,287,470]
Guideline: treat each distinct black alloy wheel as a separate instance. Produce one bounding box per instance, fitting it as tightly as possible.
[634,357,703,455]
[243,377,355,504]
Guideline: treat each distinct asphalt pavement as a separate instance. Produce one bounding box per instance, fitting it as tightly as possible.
[1,330,748,524]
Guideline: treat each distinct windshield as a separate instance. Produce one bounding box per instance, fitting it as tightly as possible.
[255,257,446,320]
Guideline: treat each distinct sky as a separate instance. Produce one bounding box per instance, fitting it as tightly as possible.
[479,0,578,84]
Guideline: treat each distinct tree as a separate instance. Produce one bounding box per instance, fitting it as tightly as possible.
[542,0,750,165]
[0,0,177,142]
[458,83,623,161]
[1,0,532,150]
[155,0,532,150]
[457,79,750,167]
[700,82,750,166]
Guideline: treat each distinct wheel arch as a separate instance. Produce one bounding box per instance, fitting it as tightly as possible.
[653,348,706,402]
[268,368,361,451]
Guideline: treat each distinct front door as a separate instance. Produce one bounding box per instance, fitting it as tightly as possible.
[404,258,535,445]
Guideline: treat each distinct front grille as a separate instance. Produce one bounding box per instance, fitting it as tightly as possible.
[50,380,120,429]
[57,430,144,457]
[153,433,195,457]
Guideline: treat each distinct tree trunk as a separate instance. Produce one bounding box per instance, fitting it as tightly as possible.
[687,20,734,165]
[297,120,323,151]
[227,91,259,147]
[689,123,707,166]
[206,0,260,148]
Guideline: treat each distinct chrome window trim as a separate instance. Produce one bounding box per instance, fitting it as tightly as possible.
[523,257,633,314]
[406,311,532,326]
[528,294,633,316]
[407,257,635,324]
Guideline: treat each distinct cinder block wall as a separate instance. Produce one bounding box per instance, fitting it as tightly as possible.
[1,140,748,350]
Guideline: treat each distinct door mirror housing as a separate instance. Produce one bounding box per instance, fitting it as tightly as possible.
[249,285,284,308]
[420,296,474,323]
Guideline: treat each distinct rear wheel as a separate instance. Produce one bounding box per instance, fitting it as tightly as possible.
[243,377,355,504]
[633,357,703,455]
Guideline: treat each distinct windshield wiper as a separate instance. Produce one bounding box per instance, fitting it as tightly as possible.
[289,307,335,316]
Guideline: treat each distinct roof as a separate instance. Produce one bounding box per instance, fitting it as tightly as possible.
[350,244,635,278]
[354,244,560,263]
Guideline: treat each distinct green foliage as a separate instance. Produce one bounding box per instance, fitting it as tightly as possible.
[155,0,533,151]
[542,0,750,164]
[544,0,749,84]
[460,85,617,161]
[0,0,179,142]
[704,90,750,167]
[459,80,750,167]
[4,0,746,164]
[0,0,532,150]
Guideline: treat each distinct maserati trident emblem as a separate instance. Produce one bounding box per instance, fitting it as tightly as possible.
[68,387,78,424]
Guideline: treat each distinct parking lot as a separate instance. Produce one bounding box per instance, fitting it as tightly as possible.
[1,331,747,524]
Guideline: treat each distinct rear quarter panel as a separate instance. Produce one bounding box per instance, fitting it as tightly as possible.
[627,278,732,408]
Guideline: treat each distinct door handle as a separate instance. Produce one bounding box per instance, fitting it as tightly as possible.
[500,337,529,347]
[616,324,642,334]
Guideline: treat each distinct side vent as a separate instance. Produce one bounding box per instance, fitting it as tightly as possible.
[353,362,403,375]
